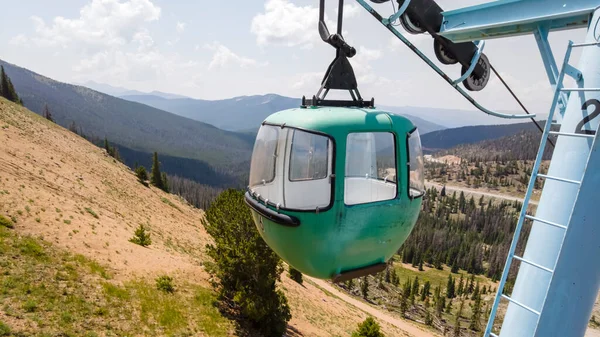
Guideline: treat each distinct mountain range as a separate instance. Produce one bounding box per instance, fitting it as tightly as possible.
[0,59,254,186]
[119,93,447,134]
[2,58,545,189]
[420,121,542,153]
[79,80,189,99]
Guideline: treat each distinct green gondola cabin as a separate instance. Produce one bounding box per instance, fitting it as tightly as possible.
[245,106,425,282]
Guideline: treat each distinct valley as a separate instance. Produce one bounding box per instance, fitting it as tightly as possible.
[0,60,597,337]
[0,98,425,336]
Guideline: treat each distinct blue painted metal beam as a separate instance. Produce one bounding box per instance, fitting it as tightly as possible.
[438,0,597,43]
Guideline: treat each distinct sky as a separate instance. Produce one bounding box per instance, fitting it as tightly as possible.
[0,0,589,116]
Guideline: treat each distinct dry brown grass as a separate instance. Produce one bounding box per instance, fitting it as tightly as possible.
[0,97,432,336]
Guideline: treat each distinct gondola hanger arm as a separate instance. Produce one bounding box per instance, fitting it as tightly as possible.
[353,0,536,119]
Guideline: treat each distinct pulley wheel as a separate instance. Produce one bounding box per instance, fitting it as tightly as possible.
[434,38,457,65]
[462,53,490,92]
[400,12,426,35]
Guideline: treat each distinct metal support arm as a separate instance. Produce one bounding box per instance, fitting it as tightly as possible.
[355,0,535,119]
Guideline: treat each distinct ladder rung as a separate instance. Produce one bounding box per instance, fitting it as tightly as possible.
[513,255,554,273]
[572,42,600,47]
[548,131,595,139]
[560,88,600,92]
[524,215,568,230]
[537,173,581,185]
[501,295,541,316]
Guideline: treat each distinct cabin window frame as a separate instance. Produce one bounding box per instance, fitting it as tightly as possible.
[248,122,336,213]
[406,127,425,199]
[288,129,330,182]
[248,125,280,187]
[343,131,399,206]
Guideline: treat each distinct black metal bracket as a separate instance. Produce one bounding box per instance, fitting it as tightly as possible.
[244,192,300,227]
[331,262,387,283]
[302,0,375,109]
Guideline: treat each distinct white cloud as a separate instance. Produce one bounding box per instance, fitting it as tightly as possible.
[132,29,154,51]
[251,0,321,48]
[27,0,161,49]
[9,34,29,46]
[176,21,186,34]
[292,72,323,90]
[334,3,360,19]
[205,43,267,70]
[358,46,382,61]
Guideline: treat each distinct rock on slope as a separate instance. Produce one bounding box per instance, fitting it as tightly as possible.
[0,97,420,336]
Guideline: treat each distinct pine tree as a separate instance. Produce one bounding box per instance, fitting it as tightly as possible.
[42,104,54,122]
[467,274,475,294]
[384,267,391,283]
[425,309,433,326]
[104,137,111,154]
[457,274,465,296]
[411,277,419,305]
[151,152,164,190]
[434,285,443,317]
[129,223,152,247]
[421,280,430,301]
[453,318,461,337]
[471,281,480,300]
[352,316,384,337]
[135,166,148,185]
[457,298,465,318]
[390,268,399,286]
[288,266,303,284]
[347,278,355,291]
[444,297,452,313]
[202,189,291,336]
[451,259,459,273]
[470,292,482,331]
[161,172,169,192]
[441,185,446,197]
[361,276,369,299]
[0,66,21,104]
[446,274,456,299]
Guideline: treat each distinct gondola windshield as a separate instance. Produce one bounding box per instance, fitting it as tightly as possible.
[408,129,425,198]
[249,124,333,211]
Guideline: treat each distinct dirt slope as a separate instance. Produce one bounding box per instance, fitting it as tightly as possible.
[0,98,429,336]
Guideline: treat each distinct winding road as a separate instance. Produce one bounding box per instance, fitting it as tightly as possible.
[425,181,538,205]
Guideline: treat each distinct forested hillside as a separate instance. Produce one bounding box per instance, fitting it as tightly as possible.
[421,122,540,152]
[121,93,300,131]
[435,129,555,161]
[400,187,526,282]
[0,59,254,167]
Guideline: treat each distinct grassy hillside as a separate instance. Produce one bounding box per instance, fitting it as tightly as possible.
[0,97,421,336]
[0,59,253,166]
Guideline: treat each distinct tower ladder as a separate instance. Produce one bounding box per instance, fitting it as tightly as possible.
[484,39,600,337]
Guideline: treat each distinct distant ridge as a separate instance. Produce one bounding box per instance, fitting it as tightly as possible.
[421,121,540,153]
[0,59,254,170]
[78,80,189,99]
[121,93,447,134]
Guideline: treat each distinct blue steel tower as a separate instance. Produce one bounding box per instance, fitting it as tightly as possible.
[354,0,600,336]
